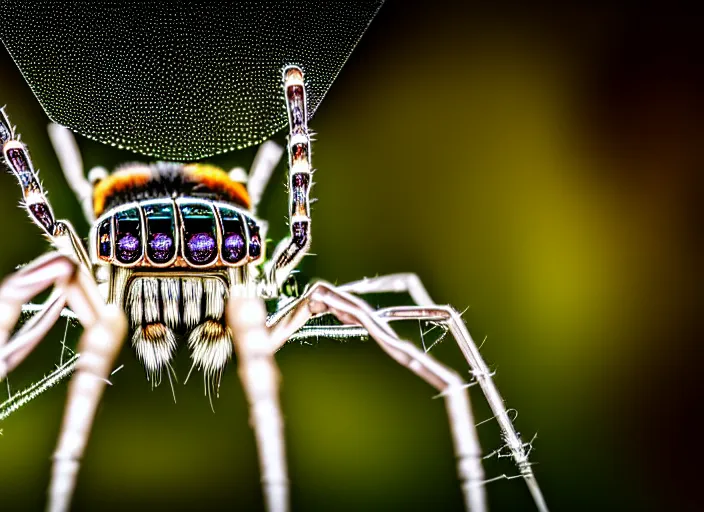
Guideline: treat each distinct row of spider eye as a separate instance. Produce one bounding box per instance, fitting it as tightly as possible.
[97,199,263,268]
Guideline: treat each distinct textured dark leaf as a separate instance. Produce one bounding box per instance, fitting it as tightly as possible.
[0,1,383,160]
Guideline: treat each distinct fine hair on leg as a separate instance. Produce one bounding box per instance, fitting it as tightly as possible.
[268,281,488,512]
[337,273,549,512]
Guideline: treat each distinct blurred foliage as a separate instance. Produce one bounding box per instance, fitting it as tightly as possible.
[0,2,701,511]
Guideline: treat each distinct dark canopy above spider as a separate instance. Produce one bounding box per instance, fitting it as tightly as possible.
[0,1,383,160]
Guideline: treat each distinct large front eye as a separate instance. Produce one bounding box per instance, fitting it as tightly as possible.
[144,201,176,264]
[115,207,142,264]
[179,201,217,266]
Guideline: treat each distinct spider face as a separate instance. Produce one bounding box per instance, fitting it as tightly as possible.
[91,163,264,269]
[87,162,267,387]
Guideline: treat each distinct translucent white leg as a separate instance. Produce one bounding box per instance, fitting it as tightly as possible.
[47,123,95,224]
[0,251,128,512]
[245,140,285,214]
[338,273,549,512]
[269,281,487,512]
[227,296,289,512]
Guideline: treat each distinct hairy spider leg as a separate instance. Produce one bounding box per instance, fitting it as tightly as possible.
[338,274,549,512]
[266,66,312,289]
[266,281,488,512]
[1,108,90,269]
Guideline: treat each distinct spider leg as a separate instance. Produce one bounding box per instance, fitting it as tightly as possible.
[336,273,549,511]
[47,123,95,224]
[0,253,74,357]
[0,251,127,512]
[227,295,289,512]
[383,306,548,512]
[1,109,91,269]
[266,66,312,289]
[245,140,285,215]
[50,302,126,512]
[268,282,487,512]
[338,273,435,306]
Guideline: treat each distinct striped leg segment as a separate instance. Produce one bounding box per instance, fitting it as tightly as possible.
[267,66,312,288]
[227,296,289,512]
[338,274,549,512]
[268,282,488,512]
[1,108,90,268]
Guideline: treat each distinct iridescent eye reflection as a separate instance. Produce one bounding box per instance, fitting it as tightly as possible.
[187,232,216,264]
[180,201,218,265]
[115,207,142,264]
[218,205,247,264]
[224,233,245,261]
[149,233,174,262]
[117,233,140,262]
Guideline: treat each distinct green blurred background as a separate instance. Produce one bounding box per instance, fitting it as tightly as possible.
[0,3,701,511]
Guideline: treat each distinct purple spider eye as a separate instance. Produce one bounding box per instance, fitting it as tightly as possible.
[149,233,174,262]
[118,233,139,251]
[224,233,245,260]
[144,201,176,264]
[218,206,247,264]
[179,201,217,265]
[187,233,216,264]
[115,208,142,264]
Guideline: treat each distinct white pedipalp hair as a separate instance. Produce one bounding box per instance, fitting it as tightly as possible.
[132,323,177,385]
[182,278,203,328]
[142,278,160,324]
[127,278,142,328]
[161,278,181,329]
[203,278,227,319]
[187,320,233,396]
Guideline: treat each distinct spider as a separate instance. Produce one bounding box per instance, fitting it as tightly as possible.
[0,63,548,512]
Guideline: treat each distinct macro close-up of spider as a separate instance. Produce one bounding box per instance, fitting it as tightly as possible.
[0,2,547,511]
[1,2,701,512]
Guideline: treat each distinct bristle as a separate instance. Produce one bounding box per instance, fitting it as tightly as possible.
[187,320,233,395]
[143,278,160,323]
[182,278,203,328]
[127,278,143,328]
[132,323,177,385]
[161,278,181,329]
[204,278,227,320]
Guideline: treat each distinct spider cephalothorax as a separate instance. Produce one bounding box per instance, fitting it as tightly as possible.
[88,162,265,390]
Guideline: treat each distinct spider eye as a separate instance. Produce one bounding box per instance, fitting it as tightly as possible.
[97,218,112,261]
[115,208,142,264]
[245,217,262,261]
[143,201,176,265]
[178,201,217,266]
[217,206,247,264]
